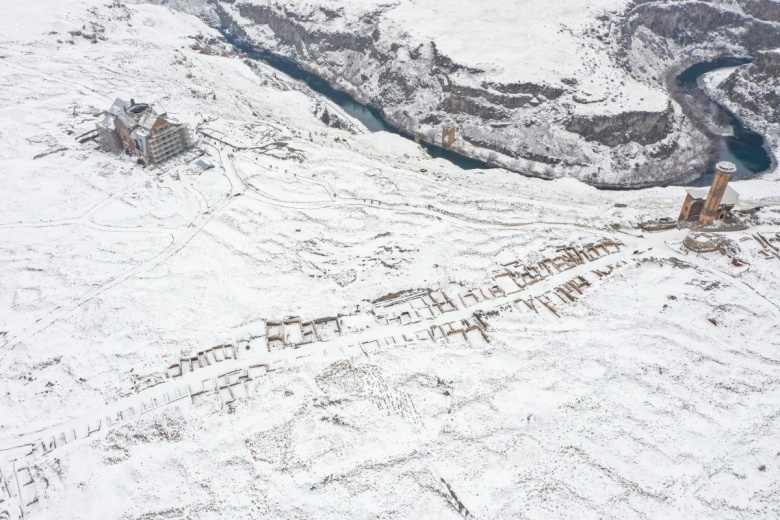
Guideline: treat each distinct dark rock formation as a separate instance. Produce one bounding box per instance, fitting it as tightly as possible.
[719,50,780,126]
[566,104,674,147]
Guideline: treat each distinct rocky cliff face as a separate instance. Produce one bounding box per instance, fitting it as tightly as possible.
[622,1,780,177]
[161,0,780,186]
[741,0,780,23]
[735,50,779,118]
[623,1,780,52]
[702,48,780,173]
[566,105,674,147]
[716,50,780,130]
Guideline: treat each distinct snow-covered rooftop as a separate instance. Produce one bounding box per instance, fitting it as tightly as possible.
[138,112,159,131]
[108,97,129,116]
[97,113,115,129]
[685,185,739,205]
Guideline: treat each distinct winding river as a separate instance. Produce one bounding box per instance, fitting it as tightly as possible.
[676,57,772,186]
[227,37,490,171]
[227,34,771,187]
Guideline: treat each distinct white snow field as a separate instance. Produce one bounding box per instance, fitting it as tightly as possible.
[383,0,665,107]
[1,1,780,519]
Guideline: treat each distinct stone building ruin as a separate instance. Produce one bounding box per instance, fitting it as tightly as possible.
[96,98,193,164]
[678,161,739,225]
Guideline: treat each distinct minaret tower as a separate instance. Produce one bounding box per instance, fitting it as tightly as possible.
[699,161,736,225]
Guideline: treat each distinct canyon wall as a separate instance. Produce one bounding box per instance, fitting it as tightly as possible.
[155,0,780,186]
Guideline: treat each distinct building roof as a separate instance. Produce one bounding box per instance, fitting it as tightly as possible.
[150,101,167,118]
[685,185,739,205]
[104,98,176,133]
[108,98,130,116]
[138,112,160,131]
[115,110,138,131]
[97,113,116,129]
[196,159,214,170]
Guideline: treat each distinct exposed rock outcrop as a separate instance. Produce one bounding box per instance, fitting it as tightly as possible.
[621,0,779,176]
[718,50,780,128]
[566,105,674,147]
[701,48,780,176]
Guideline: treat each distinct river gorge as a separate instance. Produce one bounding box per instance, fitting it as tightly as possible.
[227,31,773,188]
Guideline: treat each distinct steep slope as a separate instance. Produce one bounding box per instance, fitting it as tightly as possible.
[702,48,780,161]
[160,0,780,186]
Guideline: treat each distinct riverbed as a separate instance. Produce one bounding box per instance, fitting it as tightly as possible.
[227,32,771,187]
[676,58,772,187]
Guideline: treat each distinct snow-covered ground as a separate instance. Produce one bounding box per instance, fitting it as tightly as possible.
[384,0,666,110]
[181,0,780,185]
[1,2,779,519]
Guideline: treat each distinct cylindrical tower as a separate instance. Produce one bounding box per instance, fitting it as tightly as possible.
[699,161,736,225]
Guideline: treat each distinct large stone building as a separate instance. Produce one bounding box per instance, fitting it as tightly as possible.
[96,98,193,164]
[678,161,739,225]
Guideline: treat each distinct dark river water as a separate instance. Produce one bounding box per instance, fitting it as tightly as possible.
[676,57,772,186]
[226,33,771,186]
[227,37,490,170]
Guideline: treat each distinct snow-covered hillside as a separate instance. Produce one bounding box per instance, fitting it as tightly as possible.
[170,0,780,186]
[1,1,779,519]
